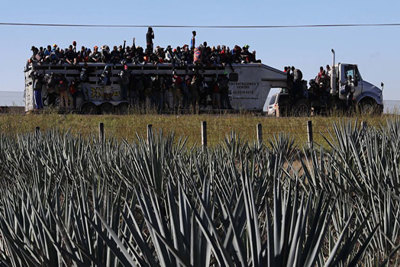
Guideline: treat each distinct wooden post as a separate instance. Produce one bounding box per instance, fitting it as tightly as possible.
[257,123,262,146]
[307,120,313,149]
[147,124,153,144]
[35,126,40,136]
[201,121,207,150]
[99,122,104,143]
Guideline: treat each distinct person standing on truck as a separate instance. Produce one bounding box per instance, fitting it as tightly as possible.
[32,71,44,110]
[190,31,196,50]
[316,66,324,84]
[79,62,91,100]
[326,65,331,79]
[342,75,355,108]
[118,64,130,100]
[219,74,231,109]
[172,72,183,112]
[146,27,154,56]
[190,74,200,114]
[58,75,69,110]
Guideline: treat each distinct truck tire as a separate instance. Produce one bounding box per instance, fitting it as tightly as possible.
[100,102,114,114]
[358,98,381,115]
[277,103,290,117]
[81,102,98,114]
[293,99,310,117]
[116,103,129,114]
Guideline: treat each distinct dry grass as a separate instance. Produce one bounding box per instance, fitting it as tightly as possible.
[0,113,395,148]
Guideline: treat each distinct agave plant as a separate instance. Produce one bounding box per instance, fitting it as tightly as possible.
[1,121,398,266]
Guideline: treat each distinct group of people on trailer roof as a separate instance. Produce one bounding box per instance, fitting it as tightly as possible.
[27,28,262,113]
[28,27,260,68]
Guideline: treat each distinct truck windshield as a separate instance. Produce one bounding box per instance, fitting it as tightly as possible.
[345,65,362,81]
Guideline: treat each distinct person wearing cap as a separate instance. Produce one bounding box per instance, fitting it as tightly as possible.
[89,46,101,62]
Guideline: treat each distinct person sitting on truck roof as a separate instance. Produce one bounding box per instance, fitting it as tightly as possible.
[111,46,121,64]
[77,46,89,63]
[104,45,113,63]
[241,45,251,63]
[164,46,173,63]
[89,46,102,62]
[65,45,76,64]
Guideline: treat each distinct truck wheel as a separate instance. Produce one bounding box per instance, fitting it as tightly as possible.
[100,103,114,114]
[277,104,290,117]
[358,99,381,115]
[293,99,310,117]
[81,102,98,114]
[116,103,129,114]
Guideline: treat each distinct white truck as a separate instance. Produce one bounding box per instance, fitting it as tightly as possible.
[24,62,287,113]
[24,50,383,115]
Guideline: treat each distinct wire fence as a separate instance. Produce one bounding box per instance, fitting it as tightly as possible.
[25,120,367,149]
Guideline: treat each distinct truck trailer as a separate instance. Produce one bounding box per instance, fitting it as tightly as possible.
[24,62,286,113]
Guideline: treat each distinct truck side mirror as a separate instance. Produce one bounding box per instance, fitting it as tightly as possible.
[354,80,358,87]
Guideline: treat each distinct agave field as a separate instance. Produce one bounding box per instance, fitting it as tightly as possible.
[1,119,400,266]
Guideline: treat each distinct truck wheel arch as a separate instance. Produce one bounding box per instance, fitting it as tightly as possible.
[357,97,381,115]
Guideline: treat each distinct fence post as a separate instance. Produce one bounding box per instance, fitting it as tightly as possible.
[307,120,313,149]
[201,121,207,150]
[256,123,262,146]
[35,126,40,137]
[147,124,153,144]
[99,122,104,143]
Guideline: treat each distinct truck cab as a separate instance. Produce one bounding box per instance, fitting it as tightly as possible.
[273,62,383,117]
[337,63,383,113]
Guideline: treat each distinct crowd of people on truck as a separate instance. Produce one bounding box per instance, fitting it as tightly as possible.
[29,63,232,113]
[28,28,260,68]
[27,28,263,112]
[282,64,356,108]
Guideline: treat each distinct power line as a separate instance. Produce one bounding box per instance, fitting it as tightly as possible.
[0,22,400,29]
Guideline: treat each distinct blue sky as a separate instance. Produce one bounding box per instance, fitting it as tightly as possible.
[1,0,400,99]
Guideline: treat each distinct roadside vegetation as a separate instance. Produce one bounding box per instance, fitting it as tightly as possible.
[0,113,394,148]
[1,117,400,266]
